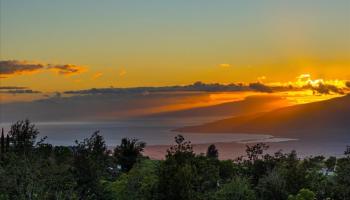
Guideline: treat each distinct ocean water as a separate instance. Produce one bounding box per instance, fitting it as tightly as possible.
[1,118,348,157]
[0,118,280,146]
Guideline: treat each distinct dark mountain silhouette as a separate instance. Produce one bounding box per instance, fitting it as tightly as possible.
[176,95,350,138]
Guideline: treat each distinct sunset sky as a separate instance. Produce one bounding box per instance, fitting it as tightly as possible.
[1,0,350,98]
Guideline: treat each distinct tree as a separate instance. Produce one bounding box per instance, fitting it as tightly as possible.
[0,141,77,199]
[73,131,109,199]
[345,145,350,156]
[325,156,336,173]
[158,135,197,200]
[87,131,109,173]
[278,151,307,194]
[194,155,221,199]
[53,146,74,164]
[114,138,146,172]
[158,135,220,200]
[215,177,255,200]
[288,188,315,200]
[8,119,39,154]
[334,155,350,199]
[105,159,159,200]
[1,128,4,154]
[5,135,9,152]
[242,143,272,186]
[167,135,193,158]
[257,169,288,200]
[218,160,236,183]
[246,143,269,161]
[207,144,219,159]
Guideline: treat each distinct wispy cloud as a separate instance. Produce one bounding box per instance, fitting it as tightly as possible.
[219,64,231,68]
[49,64,86,75]
[296,74,311,81]
[257,76,267,83]
[0,60,87,78]
[92,72,103,80]
[119,69,127,77]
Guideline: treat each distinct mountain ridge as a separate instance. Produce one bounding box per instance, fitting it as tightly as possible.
[175,95,350,137]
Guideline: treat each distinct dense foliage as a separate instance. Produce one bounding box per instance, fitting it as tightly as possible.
[0,120,350,200]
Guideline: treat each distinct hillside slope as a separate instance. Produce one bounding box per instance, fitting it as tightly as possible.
[176,95,350,137]
[150,95,291,118]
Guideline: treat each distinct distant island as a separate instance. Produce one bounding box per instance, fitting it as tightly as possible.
[176,95,350,138]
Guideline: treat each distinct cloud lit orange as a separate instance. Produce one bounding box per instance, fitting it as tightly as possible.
[0,60,87,78]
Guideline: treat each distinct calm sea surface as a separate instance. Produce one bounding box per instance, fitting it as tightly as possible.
[0,118,276,146]
[1,118,348,157]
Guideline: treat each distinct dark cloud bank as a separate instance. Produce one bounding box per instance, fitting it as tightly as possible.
[346,81,350,88]
[0,86,28,90]
[64,81,346,95]
[64,81,284,95]
[0,90,41,94]
[0,86,41,94]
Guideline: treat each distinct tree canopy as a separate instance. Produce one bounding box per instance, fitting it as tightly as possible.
[1,120,350,200]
